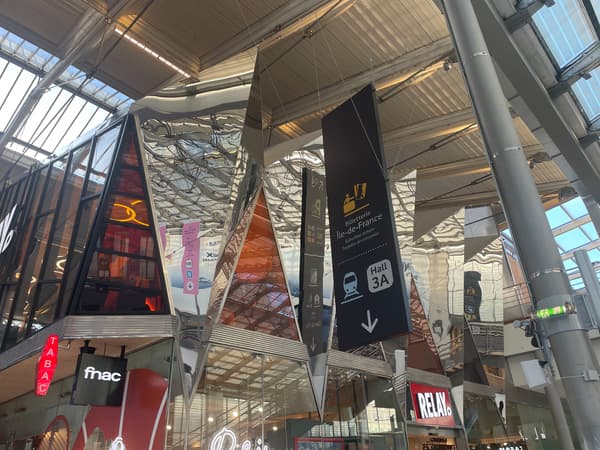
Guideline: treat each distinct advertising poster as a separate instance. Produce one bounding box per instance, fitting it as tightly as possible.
[181,221,201,295]
[322,84,411,350]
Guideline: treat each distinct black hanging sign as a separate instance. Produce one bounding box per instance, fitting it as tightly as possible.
[71,353,128,406]
[299,168,326,356]
[322,84,411,350]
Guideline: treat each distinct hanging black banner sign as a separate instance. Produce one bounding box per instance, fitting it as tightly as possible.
[322,84,411,350]
[299,168,326,356]
[71,353,127,406]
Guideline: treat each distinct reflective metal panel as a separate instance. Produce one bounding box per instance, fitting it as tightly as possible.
[410,209,464,374]
[136,73,256,403]
[464,237,504,388]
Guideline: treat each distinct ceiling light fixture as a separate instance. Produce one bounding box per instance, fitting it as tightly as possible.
[114,28,190,78]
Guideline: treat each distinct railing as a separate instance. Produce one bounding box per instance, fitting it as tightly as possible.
[503,282,533,322]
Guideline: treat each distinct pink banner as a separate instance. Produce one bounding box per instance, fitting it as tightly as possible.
[159,224,167,250]
[181,221,200,295]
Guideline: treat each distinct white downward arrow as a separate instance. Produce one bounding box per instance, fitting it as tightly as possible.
[310,336,317,352]
[361,310,379,334]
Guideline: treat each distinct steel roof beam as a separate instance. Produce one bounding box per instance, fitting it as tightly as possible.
[270,36,454,127]
[199,0,355,70]
[383,108,475,147]
[415,180,570,210]
[0,0,135,159]
[504,0,546,33]
[472,0,600,202]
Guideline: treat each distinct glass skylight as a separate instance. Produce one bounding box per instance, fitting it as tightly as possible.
[533,0,597,68]
[562,197,588,219]
[0,26,131,162]
[503,197,600,290]
[572,66,600,122]
[556,228,592,251]
[546,204,572,228]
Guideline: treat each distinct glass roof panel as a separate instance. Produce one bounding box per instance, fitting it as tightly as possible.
[572,66,600,122]
[555,227,592,251]
[533,0,595,67]
[582,221,600,240]
[571,277,585,290]
[562,197,588,219]
[563,258,578,270]
[0,26,131,163]
[533,0,596,67]
[546,204,572,228]
[588,248,600,262]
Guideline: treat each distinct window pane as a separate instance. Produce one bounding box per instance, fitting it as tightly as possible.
[555,228,591,251]
[41,145,90,281]
[562,197,587,219]
[113,168,145,197]
[106,194,151,228]
[39,154,68,214]
[546,205,571,228]
[533,0,596,67]
[572,66,600,121]
[582,221,599,241]
[9,213,54,342]
[78,282,163,314]
[85,125,121,196]
[0,284,17,349]
[99,223,155,257]
[58,197,101,316]
[29,282,60,333]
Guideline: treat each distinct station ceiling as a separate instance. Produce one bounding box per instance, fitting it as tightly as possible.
[0,0,599,225]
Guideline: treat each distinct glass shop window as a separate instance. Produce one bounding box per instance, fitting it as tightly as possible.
[166,346,408,450]
[85,125,121,197]
[75,119,167,314]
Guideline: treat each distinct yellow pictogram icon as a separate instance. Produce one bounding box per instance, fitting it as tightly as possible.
[343,182,369,217]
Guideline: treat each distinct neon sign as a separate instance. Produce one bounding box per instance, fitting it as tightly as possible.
[36,334,59,396]
[210,428,270,450]
[0,204,17,255]
[111,200,149,227]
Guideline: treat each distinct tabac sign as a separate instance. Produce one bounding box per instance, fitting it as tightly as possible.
[35,334,59,396]
[322,84,411,350]
[409,382,455,427]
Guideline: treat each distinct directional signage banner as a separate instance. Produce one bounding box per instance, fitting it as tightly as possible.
[322,84,411,350]
[299,168,326,356]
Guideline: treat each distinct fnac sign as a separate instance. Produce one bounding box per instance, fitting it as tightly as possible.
[409,382,455,426]
[36,334,59,396]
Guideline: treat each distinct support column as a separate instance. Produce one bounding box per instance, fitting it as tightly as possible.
[441,1,600,448]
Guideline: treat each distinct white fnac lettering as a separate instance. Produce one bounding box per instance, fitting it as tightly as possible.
[83,366,123,382]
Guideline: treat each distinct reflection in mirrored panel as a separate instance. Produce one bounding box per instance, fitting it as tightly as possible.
[219,190,299,340]
[464,238,504,389]
[265,145,333,351]
[381,171,416,369]
[137,77,255,402]
[411,210,464,374]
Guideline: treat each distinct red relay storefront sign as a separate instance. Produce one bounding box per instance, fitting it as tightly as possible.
[409,382,455,427]
[35,334,59,396]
